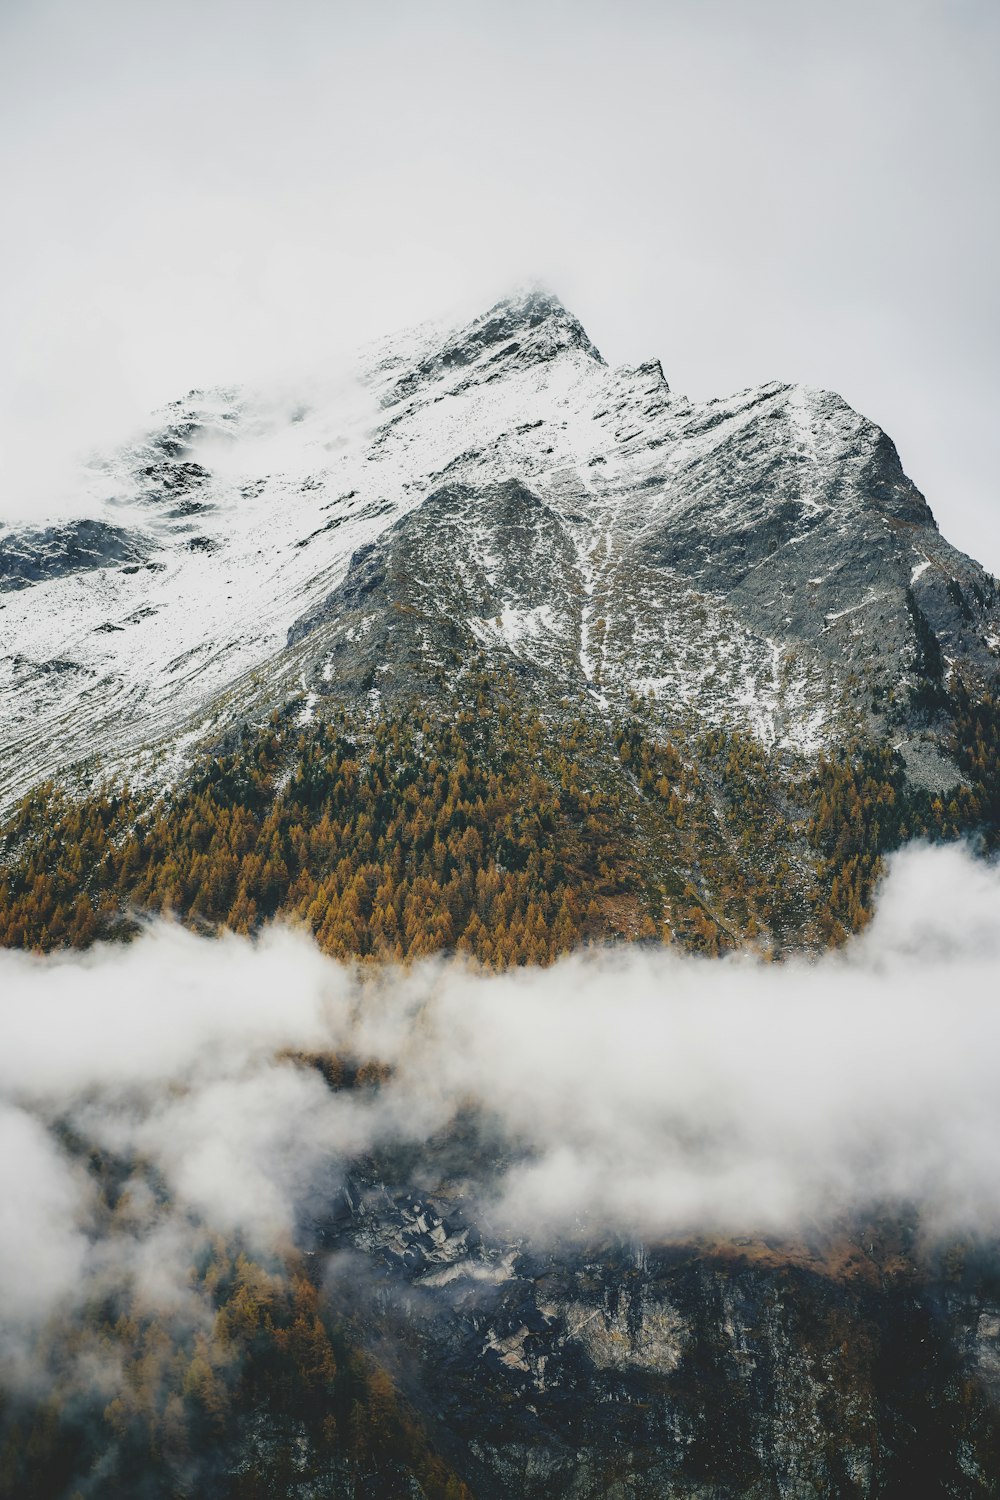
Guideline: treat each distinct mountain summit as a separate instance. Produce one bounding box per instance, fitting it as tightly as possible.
[1,290,996,811]
[380,287,605,404]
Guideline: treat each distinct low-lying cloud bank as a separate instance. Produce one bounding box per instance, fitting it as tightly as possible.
[2,841,999,1374]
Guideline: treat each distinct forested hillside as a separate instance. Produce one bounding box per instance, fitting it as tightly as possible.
[3,672,998,962]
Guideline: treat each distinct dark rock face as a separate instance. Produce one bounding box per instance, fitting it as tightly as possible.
[313,1171,1000,1499]
[0,518,152,592]
[288,478,582,700]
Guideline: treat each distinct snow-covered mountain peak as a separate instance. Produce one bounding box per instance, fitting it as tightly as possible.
[2,291,998,811]
[368,287,605,413]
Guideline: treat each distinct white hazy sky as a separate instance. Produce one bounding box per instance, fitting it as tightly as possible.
[1,0,998,566]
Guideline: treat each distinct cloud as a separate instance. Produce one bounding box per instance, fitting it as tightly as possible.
[0,1103,92,1377]
[0,922,339,1097]
[2,840,1000,1382]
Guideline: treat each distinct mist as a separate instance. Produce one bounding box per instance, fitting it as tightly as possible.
[2,839,1000,1387]
[2,0,998,569]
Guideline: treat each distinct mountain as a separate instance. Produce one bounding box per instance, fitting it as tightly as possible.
[2,288,998,816]
[3,287,999,962]
[5,292,1000,1498]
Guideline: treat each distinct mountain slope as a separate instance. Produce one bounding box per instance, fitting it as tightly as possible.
[2,289,998,813]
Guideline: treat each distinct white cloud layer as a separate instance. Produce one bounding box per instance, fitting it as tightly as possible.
[2,840,1000,1381]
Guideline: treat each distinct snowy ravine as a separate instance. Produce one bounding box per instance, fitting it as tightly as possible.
[2,288,998,810]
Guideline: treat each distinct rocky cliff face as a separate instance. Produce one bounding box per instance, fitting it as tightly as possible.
[307,1153,1000,1499]
[2,289,998,809]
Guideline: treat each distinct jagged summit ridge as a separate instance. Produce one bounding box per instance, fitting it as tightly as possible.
[381,287,605,408]
[1,289,997,808]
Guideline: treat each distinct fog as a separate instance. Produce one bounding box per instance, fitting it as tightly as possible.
[2,841,1000,1384]
[2,0,998,568]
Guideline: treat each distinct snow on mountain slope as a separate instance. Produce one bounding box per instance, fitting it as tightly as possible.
[2,289,998,810]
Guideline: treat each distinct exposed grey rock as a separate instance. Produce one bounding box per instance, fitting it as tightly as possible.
[0,518,152,592]
[314,1156,1000,1499]
[897,737,967,794]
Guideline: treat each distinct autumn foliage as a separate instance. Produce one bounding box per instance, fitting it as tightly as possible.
[2,676,999,962]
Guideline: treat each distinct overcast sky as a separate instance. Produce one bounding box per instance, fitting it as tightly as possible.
[2,0,997,567]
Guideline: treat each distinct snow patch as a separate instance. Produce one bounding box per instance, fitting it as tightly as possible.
[469,604,558,653]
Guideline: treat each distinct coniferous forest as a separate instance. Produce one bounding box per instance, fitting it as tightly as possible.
[2,673,998,963]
